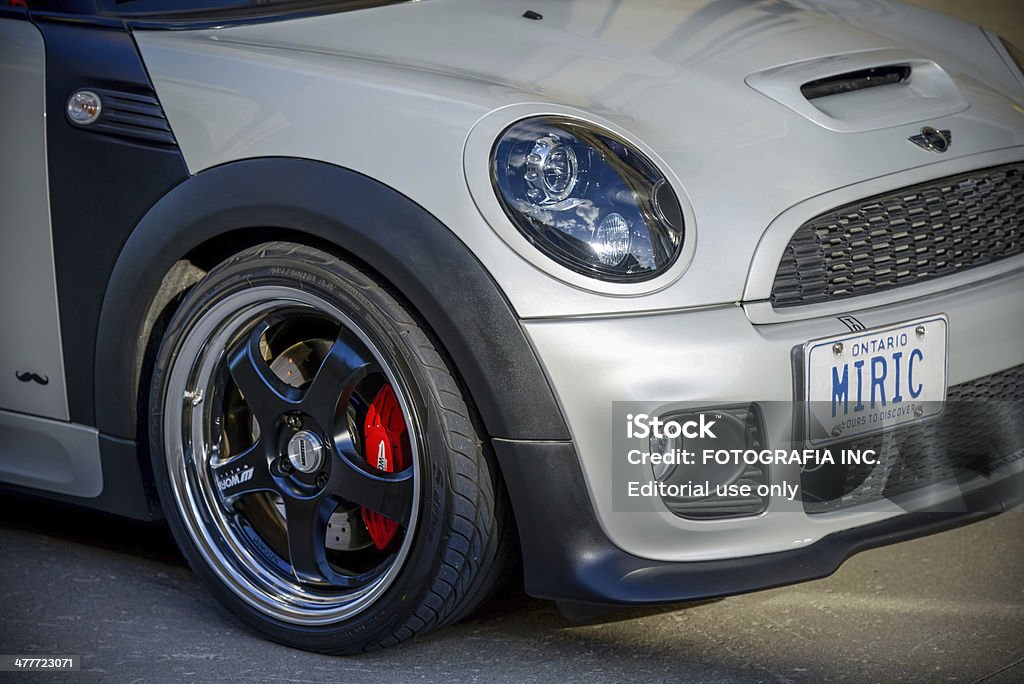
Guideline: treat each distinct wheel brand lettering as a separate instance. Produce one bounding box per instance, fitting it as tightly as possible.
[217,466,254,493]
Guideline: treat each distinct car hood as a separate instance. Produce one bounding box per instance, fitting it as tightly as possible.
[199,0,1014,105]
[136,0,1024,314]
[195,0,1021,130]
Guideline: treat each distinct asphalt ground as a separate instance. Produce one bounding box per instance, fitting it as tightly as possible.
[0,496,1021,683]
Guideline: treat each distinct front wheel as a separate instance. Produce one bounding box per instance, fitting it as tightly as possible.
[149,242,509,653]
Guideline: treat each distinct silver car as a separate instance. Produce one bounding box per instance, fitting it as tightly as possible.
[1,0,1022,653]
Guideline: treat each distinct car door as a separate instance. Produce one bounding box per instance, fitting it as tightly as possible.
[0,2,70,421]
[1,0,189,505]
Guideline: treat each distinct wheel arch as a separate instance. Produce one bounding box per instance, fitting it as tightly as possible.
[95,157,571,450]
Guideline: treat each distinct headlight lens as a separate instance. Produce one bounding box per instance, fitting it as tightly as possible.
[491,117,684,282]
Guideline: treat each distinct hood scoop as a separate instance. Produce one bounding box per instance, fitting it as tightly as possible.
[746,49,968,132]
[800,65,912,100]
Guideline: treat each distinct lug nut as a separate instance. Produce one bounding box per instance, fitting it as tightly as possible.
[315,473,329,488]
[280,458,293,473]
[285,414,302,430]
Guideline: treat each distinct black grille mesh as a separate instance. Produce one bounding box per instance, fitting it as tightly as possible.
[803,365,1024,513]
[772,164,1024,307]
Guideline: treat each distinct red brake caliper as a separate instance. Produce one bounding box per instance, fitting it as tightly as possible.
[361,384,408,550]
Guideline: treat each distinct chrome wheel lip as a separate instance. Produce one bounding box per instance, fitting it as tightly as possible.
[162,285,421,626]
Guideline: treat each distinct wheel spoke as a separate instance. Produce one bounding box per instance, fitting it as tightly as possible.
[227,320,297,427]
[300,330,378,428]
[328,436,414,527]
[209,440,276,504]
[283,497,345,585]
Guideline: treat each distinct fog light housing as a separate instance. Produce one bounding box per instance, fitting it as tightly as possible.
[650,405,768,518]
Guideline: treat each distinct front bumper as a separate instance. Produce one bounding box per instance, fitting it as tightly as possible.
[496,437,1023,605]
[518,265,1024,564]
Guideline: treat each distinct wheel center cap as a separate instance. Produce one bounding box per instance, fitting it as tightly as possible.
[286,430,325,474]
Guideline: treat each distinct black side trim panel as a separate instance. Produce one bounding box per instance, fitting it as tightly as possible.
[36,18,189,425]
[494,439,1023,605]
[95,158,570,442]
[0,435,161,521]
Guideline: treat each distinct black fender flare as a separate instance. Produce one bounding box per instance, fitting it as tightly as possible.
[94,157,570,444]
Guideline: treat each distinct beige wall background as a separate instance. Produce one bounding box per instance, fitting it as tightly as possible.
[905,0,1024,48]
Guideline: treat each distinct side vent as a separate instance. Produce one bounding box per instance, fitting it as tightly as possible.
[800,65,911,100]
[67,88,176,146]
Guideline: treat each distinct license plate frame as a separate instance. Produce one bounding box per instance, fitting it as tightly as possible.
[803,315,948,445]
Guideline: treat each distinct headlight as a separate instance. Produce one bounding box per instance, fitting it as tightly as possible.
[491,117,684,282]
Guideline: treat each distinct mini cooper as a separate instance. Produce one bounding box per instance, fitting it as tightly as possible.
[1,0,1022,654]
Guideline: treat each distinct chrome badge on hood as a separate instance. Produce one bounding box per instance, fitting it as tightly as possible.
[909,126,952,153]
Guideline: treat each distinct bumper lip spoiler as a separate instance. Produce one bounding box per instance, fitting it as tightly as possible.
[494,439,1022,606]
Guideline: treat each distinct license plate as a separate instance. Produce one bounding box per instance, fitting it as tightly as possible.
[804,316,948,444]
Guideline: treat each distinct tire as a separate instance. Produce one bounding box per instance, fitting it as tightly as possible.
[148,241,510,653]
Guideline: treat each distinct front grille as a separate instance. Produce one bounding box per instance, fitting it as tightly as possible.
[803,365,1024,513]
[771,164,1024,308]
